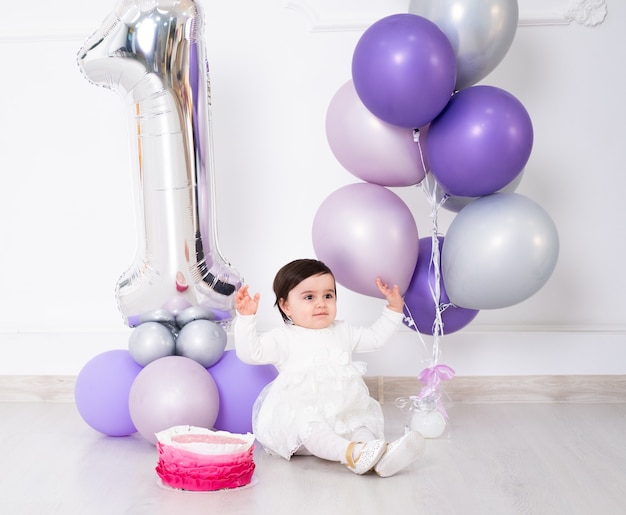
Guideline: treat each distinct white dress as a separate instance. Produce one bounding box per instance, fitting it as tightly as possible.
[233,308,403,459]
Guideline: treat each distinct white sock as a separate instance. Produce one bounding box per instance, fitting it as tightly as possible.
[302,424,351,463]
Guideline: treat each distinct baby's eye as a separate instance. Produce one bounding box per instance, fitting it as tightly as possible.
[304,294,313,300]
[324,293,335,300]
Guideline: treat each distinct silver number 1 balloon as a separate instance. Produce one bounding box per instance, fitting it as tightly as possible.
[77,0,242,326]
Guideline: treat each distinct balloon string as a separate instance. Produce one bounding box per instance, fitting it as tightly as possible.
[414,129,447,367]
[399,131,455,420]
[402,302,431,362]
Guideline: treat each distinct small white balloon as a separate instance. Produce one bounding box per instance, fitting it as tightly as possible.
[176,319,227,367]
[128,322,176,366]
[409,410,447,439]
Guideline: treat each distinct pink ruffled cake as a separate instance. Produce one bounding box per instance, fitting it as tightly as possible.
[155,426,256,491]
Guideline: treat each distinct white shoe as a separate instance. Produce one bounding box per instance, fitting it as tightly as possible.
[345,440,386,475]
[374,431,425,478]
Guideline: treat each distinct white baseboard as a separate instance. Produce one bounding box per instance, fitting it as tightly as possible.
[364,375,626,405]
[1,375,625,404]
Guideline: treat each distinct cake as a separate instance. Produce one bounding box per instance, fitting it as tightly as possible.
[155,425,256,491]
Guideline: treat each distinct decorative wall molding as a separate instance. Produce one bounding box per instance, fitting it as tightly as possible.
[563,0,607,26]
[0,0,607,42]
[0,29,88,43]
[283,0,608,32]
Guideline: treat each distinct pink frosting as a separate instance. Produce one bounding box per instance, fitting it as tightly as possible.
[156,443,255,491]
[172,433,248,445]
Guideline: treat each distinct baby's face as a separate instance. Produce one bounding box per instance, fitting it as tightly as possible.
[279,273,337,329]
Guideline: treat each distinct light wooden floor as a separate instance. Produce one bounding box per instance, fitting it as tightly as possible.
[1,400,625,514]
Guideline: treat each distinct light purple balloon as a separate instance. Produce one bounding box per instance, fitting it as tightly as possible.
[442,193,559,309]
[404,237,479,335]
[352,13,456,128]
[426,85,533,197]
[326,80,428,187]
[74,350,141,437]
[128,356,220,445]
[312,183,419,297]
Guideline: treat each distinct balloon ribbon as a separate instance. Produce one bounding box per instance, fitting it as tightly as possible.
[396,364,455,419]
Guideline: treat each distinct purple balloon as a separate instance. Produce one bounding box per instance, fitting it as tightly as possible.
[208,350,278,434]
[128,356,220,445]
[404,237,479,335]
[426,85,533,197]
[312,183,419,297]
[352,13,456,128]
[74,350,142,437]
[326,80,428,187]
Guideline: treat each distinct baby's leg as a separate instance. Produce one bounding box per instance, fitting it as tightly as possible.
[303,423,386,475]
[302,423,350,463]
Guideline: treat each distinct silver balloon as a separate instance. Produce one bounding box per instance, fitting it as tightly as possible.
[408,0,519,90]
[77,0,242,326]
[134,308,177,326]
[441,193,559,309]
[128,322,176,366]
[176,305,216,327]
[175,319,227,368]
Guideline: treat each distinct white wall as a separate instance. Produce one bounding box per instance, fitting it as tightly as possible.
[1,0,624,376]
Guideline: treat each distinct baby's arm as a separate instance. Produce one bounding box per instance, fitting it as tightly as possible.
[233,295,282,366]
[235,285,260,315]
[375,278,404,313]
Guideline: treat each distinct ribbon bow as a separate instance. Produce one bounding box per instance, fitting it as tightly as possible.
[396,364,455,419]
[418,364,455,390]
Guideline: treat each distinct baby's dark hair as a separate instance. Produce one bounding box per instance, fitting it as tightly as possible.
[273,259,336,323]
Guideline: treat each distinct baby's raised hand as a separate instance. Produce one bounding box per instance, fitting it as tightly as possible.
[375,278,404,313]
[235,285,260,315]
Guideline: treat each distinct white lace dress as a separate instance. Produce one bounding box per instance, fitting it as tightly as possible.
[233,308,403,459]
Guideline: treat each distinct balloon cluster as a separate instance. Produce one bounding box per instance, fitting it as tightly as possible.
[316,1,559,437]
[74,0,279,445]
[315,3,559,335]
[128,307,227,368]
[75,346,277,444]
[75,299,278,445]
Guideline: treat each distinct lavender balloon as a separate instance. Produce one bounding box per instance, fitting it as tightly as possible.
[404,237,479,335]
[426,86,533,197]
[208,350,278,434]
[442,193,559,309]
[312,183,419,297]
[75,350,142,437]
[326,80,427,187]
[352,14,456,128]
[128,356,220,445]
